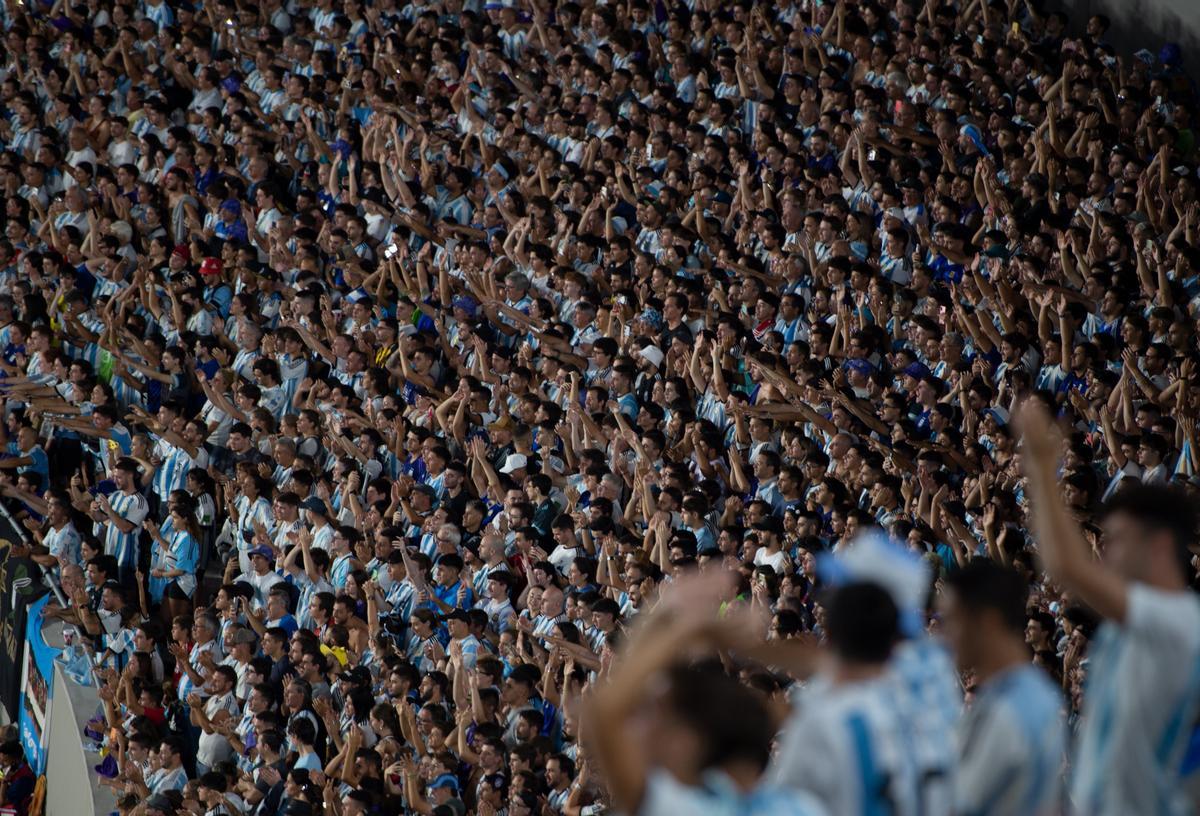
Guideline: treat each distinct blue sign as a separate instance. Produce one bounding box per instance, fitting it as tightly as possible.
[18,593,54,774]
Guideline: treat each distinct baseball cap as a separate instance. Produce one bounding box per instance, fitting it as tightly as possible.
[231,628,258,645]
[442,608,469,623]
[430,774,460,793]
[199,257,223,276]
[638,346,665,369]
[498,453,528,474]
[845,358,873,377]
[451,295,479,317]
[361,187,388,206]
[340,666,371,686]
[249,545,274,560]
[753,516,785,538]
[638,308,663,330]
[171,244,191,260]
[487,415,515,432]
[902,362,930,380]
[984,407,1010,426]
[301,497,327,515]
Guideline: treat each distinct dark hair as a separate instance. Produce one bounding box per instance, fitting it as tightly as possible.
[662,663,775,772]
[289,716,317,746]
[824,582,898,664]
[1103,483,1196,575]
[945,560,1028,634]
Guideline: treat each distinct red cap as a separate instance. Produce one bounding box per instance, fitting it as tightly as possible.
[171,244,190,260]
[199,257,223,276]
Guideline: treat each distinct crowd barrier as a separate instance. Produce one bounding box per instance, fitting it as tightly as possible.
[0,495,114,816]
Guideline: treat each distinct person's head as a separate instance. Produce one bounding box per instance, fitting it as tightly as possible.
[502,663,539,706]
[941,560,1029,674]
[114,457,140,490]
[211,664,238,694]
[1026,610,1056,648]
[1102,484,1196,584]
[0,741,24,771]
[158,736,184,768]
[289,715,317,749]
[544,753,576,789]
[646,662,776,786]
[824,582,899,666]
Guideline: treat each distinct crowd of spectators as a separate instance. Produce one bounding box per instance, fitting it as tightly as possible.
[1,0,1200,812]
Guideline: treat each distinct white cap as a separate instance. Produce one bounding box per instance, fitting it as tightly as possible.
[639,346,665,368]
[498,453,528,474]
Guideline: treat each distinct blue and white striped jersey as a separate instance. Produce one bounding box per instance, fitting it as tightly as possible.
[100,490,149,570]
[956,664,1065,816]
[888,638,961,816]
[770,674,924,816]
[1070,584,1200,816]
[152,437,195,500]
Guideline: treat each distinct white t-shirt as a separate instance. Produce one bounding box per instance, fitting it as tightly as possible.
[753,548,791,575]
[547,544,582,577]
[66,145,98,169]
[197,691,241,766]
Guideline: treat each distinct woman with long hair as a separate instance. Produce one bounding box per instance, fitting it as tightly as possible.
[186,468,218,573]
[146,491,202,623]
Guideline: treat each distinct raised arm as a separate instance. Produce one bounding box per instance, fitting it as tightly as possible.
[1017,401,1129,621]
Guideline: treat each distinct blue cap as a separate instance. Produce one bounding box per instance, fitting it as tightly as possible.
[845,359,873,376]
[431,773,460,793]
[452,295,479,317]
[639,308,663,330]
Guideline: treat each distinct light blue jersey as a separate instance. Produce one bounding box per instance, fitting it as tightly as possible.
[43,521,81,567]
[329,552,354,590]
[163,529,200,598]
[771,674,924,816]
[956,664,1065,816]
[642,770,828,816]
[1070,584,1200,816]
[888,638,961,815]
[152,437,195,500]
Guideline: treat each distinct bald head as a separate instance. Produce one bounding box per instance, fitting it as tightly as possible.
[540,586,565,617]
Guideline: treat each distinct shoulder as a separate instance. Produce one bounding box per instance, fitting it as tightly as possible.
[1125,584,1200,648]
